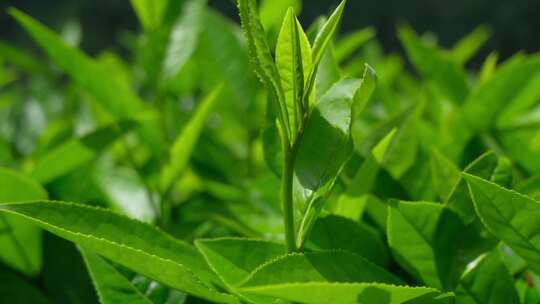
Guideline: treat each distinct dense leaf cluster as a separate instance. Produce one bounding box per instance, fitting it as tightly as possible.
[1,0,540,303]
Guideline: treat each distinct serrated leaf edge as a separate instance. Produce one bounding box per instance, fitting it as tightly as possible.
[0,200,238,304]
[464,173,540,260]
[238,249,396,288]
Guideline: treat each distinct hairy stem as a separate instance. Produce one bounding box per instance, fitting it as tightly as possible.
[281,142,296,253]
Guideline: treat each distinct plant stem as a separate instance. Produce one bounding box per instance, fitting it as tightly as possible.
[281,143,296,253]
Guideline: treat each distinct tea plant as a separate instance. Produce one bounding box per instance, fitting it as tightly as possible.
[2,0,540,303]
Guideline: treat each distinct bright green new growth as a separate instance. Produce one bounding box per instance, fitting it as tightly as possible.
[238,0,375,252]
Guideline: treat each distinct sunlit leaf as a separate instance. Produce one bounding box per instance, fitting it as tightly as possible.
[0,201,238,304]
[450,25,491,65]
[388,200,466,290]
[130,0,168,31]
[10,9,146,119]
[465,174,540,274]
[160,85,223,194]
[276,7,312,133]
[162,0,206,81]
[29,121,137,184]
[398,25,469,104]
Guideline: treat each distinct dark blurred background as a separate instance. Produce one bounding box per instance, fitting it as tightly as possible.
[1,0,539,67]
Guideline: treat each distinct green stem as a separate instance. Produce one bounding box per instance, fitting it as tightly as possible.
[281,143,296,253]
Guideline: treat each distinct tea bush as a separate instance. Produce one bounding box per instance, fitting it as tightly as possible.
[1,0,540,303]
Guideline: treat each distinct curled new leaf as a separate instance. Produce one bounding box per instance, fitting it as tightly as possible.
[237,0,289,136]
[276,7,312,134]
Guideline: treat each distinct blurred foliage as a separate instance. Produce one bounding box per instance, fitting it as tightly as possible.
[0,0,540,303]
[2,0,540,65]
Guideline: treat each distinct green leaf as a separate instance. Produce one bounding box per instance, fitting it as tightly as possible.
[364,195,389,232]
[429,148,461,202]
[0,66,15,86]
[0,167,47,276]
[333,129,396,220]
[496,67,540,129]
[478,52,499,85]
[315,43,341,99]
[388,201,466,290]
[462,54,540,131]
[195,10,255,109]
[260,0,301,30]
[499,128,540,174]
[517,176,540,201]
[0,168,47,203]
[160,85,223,193]
[302,0,347,106]
[0,201,238,304]
[334,27,376,63]
[195,238,286,303]
[455,251,519,304]
[359,105,420,180]
[295,78,358,190]
[306,215,389,267]
[311,0,347,68]
[450,25,491,65]
[162,0,206,80]
[0,271,51,304]
[130,0,168,31]
[237,0,289,135]
[241,250,402,288]
[446,152,509,224]
[276,7,312,133]
[399,156,437,201]
[499,245,527,276]
[10,9,146,119]
[241,282,453,304]
[94,165,157,222]
[29,121,137,184]
[352,64,377,119]
[130,275,187,304]
[195,238,286,288]
[0,40,47,74]
[81,249,154,304]
[294,78,360,248]
[464,174,540,274]
[398,25,469,104]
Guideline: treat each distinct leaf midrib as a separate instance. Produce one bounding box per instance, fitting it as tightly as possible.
[0,204,238,303]
[472,182,540,261]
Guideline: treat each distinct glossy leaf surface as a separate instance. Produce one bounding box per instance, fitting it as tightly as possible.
[388,201,466,290]
[0,201,238,304]
[465,174,540,274]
